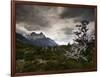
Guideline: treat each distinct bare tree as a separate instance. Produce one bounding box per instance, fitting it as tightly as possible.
[65,20,90,61]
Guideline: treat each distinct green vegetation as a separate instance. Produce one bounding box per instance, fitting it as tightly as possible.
[16,40,95,73]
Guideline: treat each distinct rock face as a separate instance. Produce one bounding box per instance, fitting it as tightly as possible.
[26,32,46,40]
[16,32,58,47]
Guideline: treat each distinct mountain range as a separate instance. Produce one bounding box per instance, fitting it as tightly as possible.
[16,32,58,47]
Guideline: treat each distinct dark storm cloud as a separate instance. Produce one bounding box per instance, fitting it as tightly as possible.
[16,4,64,31]
[16,5,50,30]
[60,8,95,22]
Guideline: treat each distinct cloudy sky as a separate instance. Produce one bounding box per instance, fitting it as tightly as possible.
[16,4,95,45]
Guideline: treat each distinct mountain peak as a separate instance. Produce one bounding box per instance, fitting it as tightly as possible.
[26,32,46,40]
[16,32,58,47]
[40,32,43,35]
[31,32,44,36]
